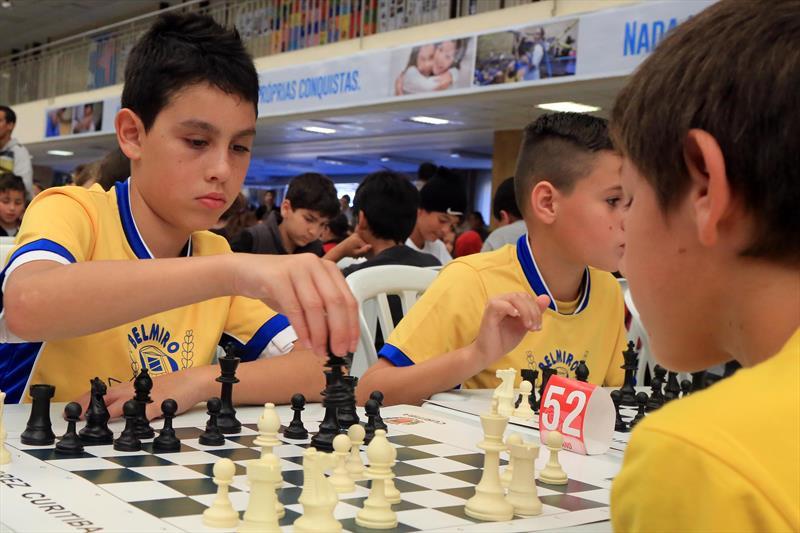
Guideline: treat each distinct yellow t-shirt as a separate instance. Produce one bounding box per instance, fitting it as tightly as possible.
[0,180,296,403]
[379,235,627,388]
[611,328,800,532]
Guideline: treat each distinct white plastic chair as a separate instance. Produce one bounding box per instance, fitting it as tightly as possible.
[617,278,654,384]
[346,265,439,377]
[0,236,16,268]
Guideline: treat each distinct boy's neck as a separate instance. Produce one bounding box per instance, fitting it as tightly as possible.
[277,221,296,254]
[716,261,800,367]
[362,230,398,258]
[128,181,191,258]
[527,231,586,303]
[409,226,426,248]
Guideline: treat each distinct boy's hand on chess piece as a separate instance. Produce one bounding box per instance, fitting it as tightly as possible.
[471,292,550,367]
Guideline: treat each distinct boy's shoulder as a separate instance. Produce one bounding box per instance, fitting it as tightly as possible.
[450,243,518,274]
[191,230,234,256]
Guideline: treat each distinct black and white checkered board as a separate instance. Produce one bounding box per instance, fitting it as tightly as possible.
[10,413,611,532]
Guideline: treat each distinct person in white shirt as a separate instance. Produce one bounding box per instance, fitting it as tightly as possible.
[482,177,526,252]
[406,166,466,265]
[0,106,33,198]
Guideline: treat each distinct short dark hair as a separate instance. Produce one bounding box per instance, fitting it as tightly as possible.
[0,106,16,124]
[514,112,612,215]
[122,12,259,131]
[492,177,521,221]
[0,173,26,194]
[286,173,340,219]
[354,171,419,243]
[611,0,800,263]
[97,148,131,191]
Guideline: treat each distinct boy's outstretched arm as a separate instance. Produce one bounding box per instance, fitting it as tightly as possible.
[3,252,359,358]
[357,292,550,406]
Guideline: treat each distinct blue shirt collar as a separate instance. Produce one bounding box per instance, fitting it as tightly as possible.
[515,233,591,315]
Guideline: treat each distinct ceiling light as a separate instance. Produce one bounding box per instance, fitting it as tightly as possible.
[301,126,336,135]
[317,156,367,166]
[408,115,450,126]
[536,101,601,113]
[380,156,391,162]
[449,151,461,159]
[1,1,11,8]
[47,150,74,156]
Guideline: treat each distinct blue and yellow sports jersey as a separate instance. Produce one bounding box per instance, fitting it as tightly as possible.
[379,234,626,388]
[0,180,295,403]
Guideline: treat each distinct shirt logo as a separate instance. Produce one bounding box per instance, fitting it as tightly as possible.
[127,323,194,377]
[538,348,580,378]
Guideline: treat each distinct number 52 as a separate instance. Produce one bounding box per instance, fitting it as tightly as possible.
[540,385,587,438]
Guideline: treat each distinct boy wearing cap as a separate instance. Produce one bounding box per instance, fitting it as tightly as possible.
[358,113,627,404]
[405,168,466,265]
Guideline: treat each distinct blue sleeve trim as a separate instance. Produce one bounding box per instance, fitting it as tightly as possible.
[0,342,44,403]
[377,343,415,367]
[241,314,291,362]
[1,238,77,315]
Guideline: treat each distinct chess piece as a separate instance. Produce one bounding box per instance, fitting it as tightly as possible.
[647,365,666,411]
[631,391,648,428]
[369,391,388,432]
[680,379,692,398]
[284,393,309,440]
[539,367,556,409]
[216,348,242,434]
[337,376,360,430]
[153,399,181,452]
[363,399,380,444]
[329,433,355,493]
[346,423,366,480]
[355,429,398,529]
[512,381,535,419]
[575,360,590,382]
[520,368,539,412]
[505,440,542,516]
[618,341,639,407]
[294,448,342,533]
[21,384,56,446]
[55,402,84,455]
[310,354,350,452]
[203,458,239,529]
[691,370,707,392]
[114,400,142,452]
[464,403,515,521]
[493,368,516,417]
[254,403,282,458]
[664,371,681,402]
[199,398,225,446]
[610,390,629,432]
[132,368,155,439]
[239,454,281,533]
[500,433,522,488]
[538,431,568,485]
[0,392,10,464]
[79,377,113,444]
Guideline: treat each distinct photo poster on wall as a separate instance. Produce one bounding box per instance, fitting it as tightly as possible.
[388,37,476,97]
[45,101,104,138]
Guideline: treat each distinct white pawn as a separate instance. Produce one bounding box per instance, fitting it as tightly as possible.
[538,431,568,485]
[239,455,281,533]
[500,433,522,488]
[356,430,397,530]
[203,458,239,528]
[254,403,282,459]
[346,423,366,480]
[505,440,542,516]
[512,381,536,420]
[0,392,10,466]
[329,434,355,493]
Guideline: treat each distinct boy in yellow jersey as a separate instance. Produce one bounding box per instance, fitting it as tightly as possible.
[0,13,359,419]
[609,1,800,531]
[358,113,628,405]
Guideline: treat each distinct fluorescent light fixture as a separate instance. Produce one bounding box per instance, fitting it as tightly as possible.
[47,149,74,156]
[317,156,367,166]
[408,115,450,126]
[536,101,601,113]
[449,151,461,159]
[301,126,336,135]
[380,156,391,162]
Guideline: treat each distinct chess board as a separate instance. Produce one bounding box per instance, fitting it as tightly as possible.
[1,404,618,533]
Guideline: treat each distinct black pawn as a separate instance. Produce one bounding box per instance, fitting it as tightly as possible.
[284,393,309,440]
[520,368,539,412]
[199,398,225,446]
[55,402,84,455]
[216,347,242,434]
[337,376,360,430]
[539,367,556,408]
[114,400,142,452]
[691,371,707,393]
[133,368,155,439]
[610,390,628,432]
[646,365,666,411]
[79,377,113,445]
[680,379,692,398]
[369,391,388,432]
[630,391,648,428]
[153,399,181,452]
[575,360,590,382]
[363,399,379,444]
[663,371,680,402]
[21,384,56,446]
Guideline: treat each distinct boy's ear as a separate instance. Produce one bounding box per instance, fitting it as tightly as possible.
[530,181,557,224]
[683,129,732,248]
[280,199,292,218]
[115,109,145,161]
[498,210,510,226]
[356,211,368,232]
